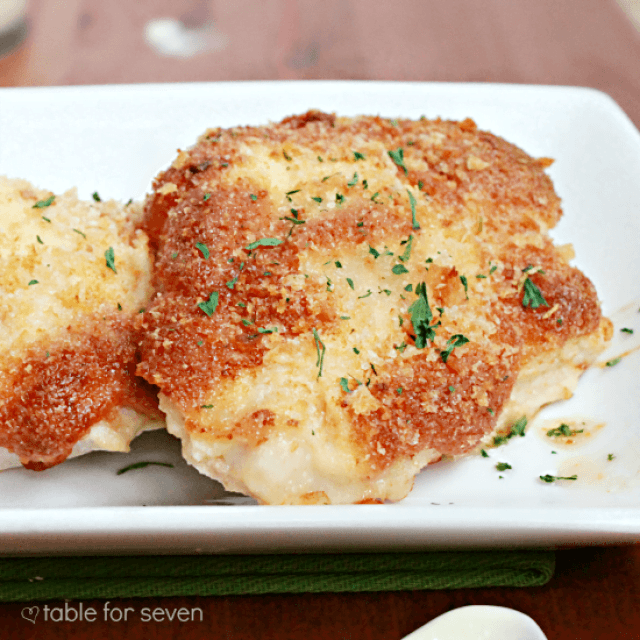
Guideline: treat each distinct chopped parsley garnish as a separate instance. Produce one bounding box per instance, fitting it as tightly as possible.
[41,216,51,222]
[92,191,101,202]
[353,151,366,160]
[72,228,86,239]
[368,245,381,259]
[335,193,345,204]
[335,260,343,268]
[608,453,615,461]
[481,449,489,458]
[197,340,203,346]
[398,315,404,326]
[201,405,214,409]
[487,408,495,415]
[395,342,408,354]
[284,216,305,225]
[605,357,622,367]
[317,156,323,162]
[237,302,246,308]
[197,291,219,317]
[33,195,55,209]
[353,347,360,354]
[407,190,420,230]
[392,264,409,275]
[195,242,210,259]
[546,423,583,437]
[258,327,277,334]
[396,387,403,394]
[408,282,438,348]
[496,462,512,471]
[312,196,323,203]
[557,318,563,325]
[440,334,469,363]
[171,252,178,259]
[510,416,528,437]
[362,179,369,190]
[203,193,212,201]
[312,328,326,378]
[36,235,44,244]
[346,278,355,290]
[399,235,413,262]
[226,274,239,289]
[117,303,122,310]
[117,461,174,475]
[28,279,38,285]
[241,319,254,326]
[388,148,408,174]
[489,264,498,274]
[250,194,258,201]
[621,328,634,334]
[340,377,350,393]
[418,180,424,190]
[476,274,487,279]
[340,315,350,320]
[371,192,381,203]
[104,247,117,273]
[459,275,469,299]
[245,238,283,251]
[522,276,549,309]
[283,150,292,161]
[540,474,577,483]
[347,172,359,187]
[448,385,455,393]
[358,290,373,299]
[404,284,413,292]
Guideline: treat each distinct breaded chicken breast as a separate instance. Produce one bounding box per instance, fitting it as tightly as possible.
[0,178,163,471]
[138,111,611,504]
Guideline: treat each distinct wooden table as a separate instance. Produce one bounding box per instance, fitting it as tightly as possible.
[1,0,640,637]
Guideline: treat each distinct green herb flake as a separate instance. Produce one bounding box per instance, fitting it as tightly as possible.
[621,328,634,334]
[226,274,239,289]
[117,303,122,311]
[404,284,413,292]
[368,245,381,259]
[388,148,408,174]
[312,196,323,203]
[605,357,622,367]
[608,453,615,461]
[201,404,214,409]
[394,341,408,354]
[396,387,403,394]
[496,462,512,471]
[476,274,487,279]
[334,260,343,269]
[347,172,359,187]
[171,252,178,259]
[358,290,373,299]
[283,150,292,161]
[36,235,44,244]
[197,340,204,346]
[440,334,469,363]
[312,328,326,379]
[448,385,455,393]
[317,156,323,162]
[258,327,277,334]
[250,194,258,201]
[92,191,101,202]
[392,264,409,275]
[409,282,439,348]
[407,190,420,230]
[546,423,583,438]
[196,242,210,260]
[460,275,469,299]
[340,377,350,393]
[241,319,254,327]
[399,235,413,263]
[245,238,284,251]
[481,449,489,458]
[353,151,366,160]
[203,193,212,201]
[340,315,350,320]
[557,318,563,325]
[33,195,55,209]
[346,278,355,290]
[335,193,345,204]
[489,264,498,274]
[487,408,495,416]
[540,474,577,483]
[117,461,174,475]
[418,180,424,190]
[493,434,508,446]
[28,279,38,286]
[353,347,360,354]
[522,277,549,309]
[371,192,381,203]
[104,247,117,273]
[197,291,220,317]
[398,315,404,327]
[41,216,51,222]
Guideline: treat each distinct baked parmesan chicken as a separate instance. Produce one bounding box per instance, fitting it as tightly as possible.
[0,178,163,471]
[138,111,612,504]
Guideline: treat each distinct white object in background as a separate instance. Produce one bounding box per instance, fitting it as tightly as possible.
[144,18,228,58]
[402,606,548,640]
[0,0,27,57]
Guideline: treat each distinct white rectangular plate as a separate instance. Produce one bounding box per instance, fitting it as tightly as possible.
[1,81,639,555]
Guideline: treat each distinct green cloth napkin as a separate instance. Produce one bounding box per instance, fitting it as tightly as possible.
[0,551,554,602]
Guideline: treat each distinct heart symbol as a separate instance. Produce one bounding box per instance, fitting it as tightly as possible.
[21,606,39,624]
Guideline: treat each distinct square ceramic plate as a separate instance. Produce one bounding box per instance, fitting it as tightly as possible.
[0,82,639,555]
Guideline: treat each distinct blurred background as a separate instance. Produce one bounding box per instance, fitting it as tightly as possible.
[1,0,640,127]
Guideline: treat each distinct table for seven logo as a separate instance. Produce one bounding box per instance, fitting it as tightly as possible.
[21,602,204,624]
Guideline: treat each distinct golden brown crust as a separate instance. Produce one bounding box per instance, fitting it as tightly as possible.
[138,111,607,503]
